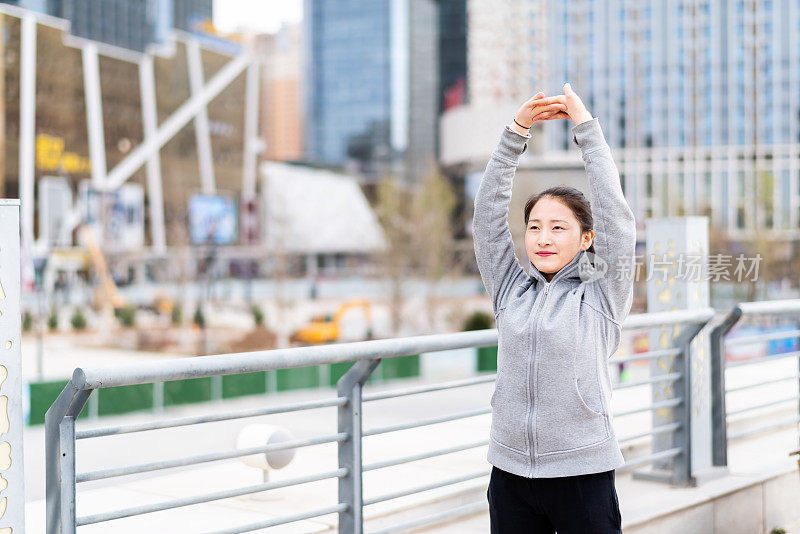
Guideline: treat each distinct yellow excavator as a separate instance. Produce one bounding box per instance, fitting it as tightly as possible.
[291,299,373,344]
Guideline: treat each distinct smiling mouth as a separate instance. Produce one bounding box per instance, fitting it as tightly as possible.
[536,252,556,257]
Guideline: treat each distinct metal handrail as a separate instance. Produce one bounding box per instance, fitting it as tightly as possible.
[76,432,349,483]
[69,330,500,390]
[75,396,349,439]
[710,299,800,467]
[45,307,717,533]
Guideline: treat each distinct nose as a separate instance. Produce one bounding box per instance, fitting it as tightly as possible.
[537,229,552,247]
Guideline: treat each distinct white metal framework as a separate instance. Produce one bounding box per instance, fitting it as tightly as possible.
[2,4,260,269]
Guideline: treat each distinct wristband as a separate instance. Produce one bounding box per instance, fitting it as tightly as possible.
[513,118,532,130]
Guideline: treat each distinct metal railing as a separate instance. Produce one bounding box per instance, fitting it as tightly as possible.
[710,299,800,467]
[45,306,761,533]
[612,308,714,486]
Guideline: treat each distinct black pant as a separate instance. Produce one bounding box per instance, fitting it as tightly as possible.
[487,465,622,533]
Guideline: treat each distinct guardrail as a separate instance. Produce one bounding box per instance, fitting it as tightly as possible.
[46,303,800,533]
[614,308,714,487]
[710,299,800,467]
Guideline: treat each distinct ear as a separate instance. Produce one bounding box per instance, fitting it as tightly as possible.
[581,229,595,250]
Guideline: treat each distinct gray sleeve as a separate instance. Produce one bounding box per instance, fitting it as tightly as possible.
[472,125,532,316]
[572,118,637,324]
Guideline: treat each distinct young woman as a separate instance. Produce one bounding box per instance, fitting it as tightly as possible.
[473,83,636,533]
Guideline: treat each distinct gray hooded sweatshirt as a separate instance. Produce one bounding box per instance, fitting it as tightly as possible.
[473,118,636,478]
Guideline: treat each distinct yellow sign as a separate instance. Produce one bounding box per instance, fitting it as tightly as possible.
[35,134,91,174]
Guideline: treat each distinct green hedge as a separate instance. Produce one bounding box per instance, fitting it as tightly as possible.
[222,371,268,398]
[98,384,154,416]
[477,346,498,371]
[276,365,320,390]
[380,354,420,380]
[164,377,213,406]
[29,380,85,426]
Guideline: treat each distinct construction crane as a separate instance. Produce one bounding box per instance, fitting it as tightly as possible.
[78,225,127,310]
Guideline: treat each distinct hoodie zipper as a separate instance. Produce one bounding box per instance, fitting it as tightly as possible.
[526,266,573,477]
[527,281,550,477]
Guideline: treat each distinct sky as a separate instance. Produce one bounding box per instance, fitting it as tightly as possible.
[213,0,303,34]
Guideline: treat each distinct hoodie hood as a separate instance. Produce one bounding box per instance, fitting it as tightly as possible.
[527,249,588,285]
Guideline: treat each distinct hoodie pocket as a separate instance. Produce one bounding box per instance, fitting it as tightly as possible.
[536,375,608,455]
[489,364,530,455]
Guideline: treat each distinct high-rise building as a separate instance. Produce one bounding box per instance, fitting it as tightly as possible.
[303,0,439,183]
[172,0,211,32]
[253,24,304,163]
[546,0,800,240]
[466,0,544,108]
[438,0,467,116]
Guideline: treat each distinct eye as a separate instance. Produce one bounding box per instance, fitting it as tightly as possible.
[553,226,564,230]
[528,225,538,230]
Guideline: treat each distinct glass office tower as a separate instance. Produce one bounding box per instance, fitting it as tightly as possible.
[304,0,439,183]
[545,0,800,239]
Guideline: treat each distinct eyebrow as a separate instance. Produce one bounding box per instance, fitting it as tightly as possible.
[528,219,570,224]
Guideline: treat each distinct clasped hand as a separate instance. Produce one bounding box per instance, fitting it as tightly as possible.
[514,83,594,129]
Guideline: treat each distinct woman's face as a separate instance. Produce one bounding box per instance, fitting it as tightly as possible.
[525,196,594,281]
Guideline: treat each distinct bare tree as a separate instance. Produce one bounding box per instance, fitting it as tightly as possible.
[373,170,457,335]
[410,170,457,332]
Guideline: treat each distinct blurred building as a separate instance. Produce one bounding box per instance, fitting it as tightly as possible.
[252,23,304,163]
[442,0,800,248]
[261,162,387,276]
[466,0,543,108]
[303,0,439,183]
[0,2,255,262]
[0,0,212,51]
[438,0,467,115]
[546,0,800,243]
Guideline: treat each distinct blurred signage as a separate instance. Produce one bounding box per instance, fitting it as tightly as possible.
[38,176,74,247]
[36,134,91,174]
[188,193,239,245]
[79,181,145,252]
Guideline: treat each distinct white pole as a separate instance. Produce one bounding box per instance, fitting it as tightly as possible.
[82,43,107,190]
[243,61,260,197]
[19,14,36,267]
[106,53,248,191]
[139,55,167,253]
[186,39,216,194]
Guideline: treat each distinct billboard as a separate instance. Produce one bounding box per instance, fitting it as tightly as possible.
[79,181,145,252]
[188,193,238,245]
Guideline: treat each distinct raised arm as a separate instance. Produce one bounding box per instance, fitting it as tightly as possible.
[472,93,568,315]
[572,118,637,324]
[472,126,531,316]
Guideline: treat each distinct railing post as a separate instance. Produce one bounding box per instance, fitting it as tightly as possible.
[709,307,742,467]
[671,320,709,487]
[45,381,91,534]
[643,216,728,485]
[337,359,381,534]
[59,417,77,531]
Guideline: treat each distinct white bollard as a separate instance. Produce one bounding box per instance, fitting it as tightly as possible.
[236,424,296,501]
